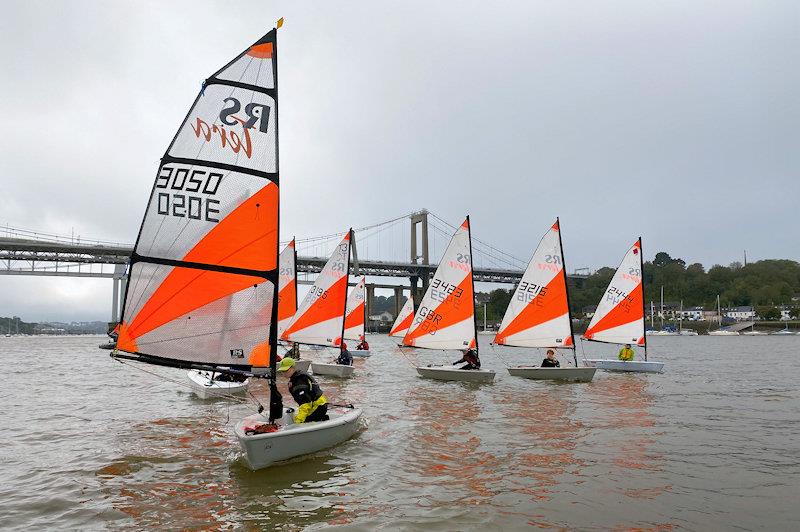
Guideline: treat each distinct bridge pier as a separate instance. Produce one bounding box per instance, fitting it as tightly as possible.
[394,286,403,318]
[366,283,375,332]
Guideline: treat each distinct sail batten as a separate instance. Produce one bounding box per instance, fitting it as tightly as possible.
[403,217,476,350]
[117,29,281,371]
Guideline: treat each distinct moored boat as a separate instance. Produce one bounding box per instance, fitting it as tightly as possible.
[187,369,249,399]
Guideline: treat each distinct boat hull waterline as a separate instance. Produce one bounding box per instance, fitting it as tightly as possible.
[186,370,249,399]
[415,366,496,383]
[351,350,371,357]
[310,363,355,378]
[507,366,597,382]
[235,407,363,470]
[583,359,665,373]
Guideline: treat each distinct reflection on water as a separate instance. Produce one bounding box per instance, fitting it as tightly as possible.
[3,335,800,530]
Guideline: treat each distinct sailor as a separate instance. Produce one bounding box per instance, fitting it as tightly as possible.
[540,349,560,368]
[618,344,635,361]
[276,357,329,423]
[337,342,353,366]
[452,348,481,370]
[356,337,369,351]
[287,341,301,360]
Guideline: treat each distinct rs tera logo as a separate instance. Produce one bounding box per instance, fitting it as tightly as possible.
[191,97,272,160]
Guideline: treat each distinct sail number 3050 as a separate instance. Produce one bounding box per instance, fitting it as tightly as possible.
[155,166,222,223]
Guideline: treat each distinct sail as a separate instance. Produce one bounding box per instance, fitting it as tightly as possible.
[117,30,280,369]
[495,220,573,348]
[403,218,476,350]
[277,239,297,340]
[583,239,645,346]
[343,276,366,341]
[389,296,414,338]
[281,232,351,347]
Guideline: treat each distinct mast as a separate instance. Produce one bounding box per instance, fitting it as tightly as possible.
[660,285,664,329]
[341,228,353,353]
[640,237,647,361]
[293,237,298,312]
[557,218,578,367]
[467,215,478,353]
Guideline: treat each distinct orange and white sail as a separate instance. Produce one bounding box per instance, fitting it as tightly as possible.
[281,232,351,347]
[389,296,414,338]
[343,276,366,341]
[495,220,573,348]
[277,239,297,340]
[116,30,280,369]
[583,239,645,346]
[403,217,476,350]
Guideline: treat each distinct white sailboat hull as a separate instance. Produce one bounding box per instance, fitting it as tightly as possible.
[507,366,596,382]
[708,330,739,336]
[293,360,311,372]
[415,366,496,383]
[351,349,371,357]
[310,363,355,378]
[186,370,249,399]
[235,407,363,470]
[583,359,664,373]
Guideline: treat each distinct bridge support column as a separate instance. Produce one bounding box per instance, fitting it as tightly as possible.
[366,283,375,332]
[394,286,403,318]
[112,264,127,324]
[409,210,429,266]
[112,277,120,323]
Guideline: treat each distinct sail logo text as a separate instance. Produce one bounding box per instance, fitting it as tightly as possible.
[191,98,272,160]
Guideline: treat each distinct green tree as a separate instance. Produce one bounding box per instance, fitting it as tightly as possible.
[756,306,781,321]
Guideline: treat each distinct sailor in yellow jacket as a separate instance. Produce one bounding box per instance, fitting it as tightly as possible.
[277,357,329,423]
[618,344,635,361]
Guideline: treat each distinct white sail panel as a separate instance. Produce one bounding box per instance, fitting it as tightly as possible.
[277,240,297,340]
[281,233,351,347]
[495,221,573,348]
[389,296,414,338]
[403,218,475,350]
[583,239,645,346]
[343,277,366,341]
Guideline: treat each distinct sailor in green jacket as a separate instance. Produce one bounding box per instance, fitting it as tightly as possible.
[618,344,635,361]
[277,357,329,423]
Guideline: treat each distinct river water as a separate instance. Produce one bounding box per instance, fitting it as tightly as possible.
[1,334,798,530]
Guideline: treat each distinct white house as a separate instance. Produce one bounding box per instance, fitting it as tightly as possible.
[676,306,703,321]
[723,306,756,321]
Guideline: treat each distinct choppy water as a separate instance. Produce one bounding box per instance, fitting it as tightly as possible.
[1,334,799,531]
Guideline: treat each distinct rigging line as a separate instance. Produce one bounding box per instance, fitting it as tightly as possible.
[396,345,420,369]
[488,342,513,369]
[428,212,526,266]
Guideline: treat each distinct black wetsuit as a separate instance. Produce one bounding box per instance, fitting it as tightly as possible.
[337,349,353,366]
[541,358,560,368]
[452,352,481,370]
[288,370,328,422]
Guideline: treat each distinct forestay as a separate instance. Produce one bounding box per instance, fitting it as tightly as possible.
[343,276,366,341]
[403,218,476,350]
[277,239,297,340]
[281,232,351,347]
[389,297,414,339]
[117,31,280,370]
[495,220,573,348]
[583,239,645,346]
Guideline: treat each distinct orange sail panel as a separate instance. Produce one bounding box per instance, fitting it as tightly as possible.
[495,220,573,348]
[117,30,281,368]
[343,276,366,341]
[282,233,351,347]
[583,239,645,346]
[403,218,476,350]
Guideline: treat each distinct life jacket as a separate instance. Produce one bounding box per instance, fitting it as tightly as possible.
[288,370,323,405]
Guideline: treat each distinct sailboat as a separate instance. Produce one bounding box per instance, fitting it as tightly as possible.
[111,26,361,470]
[496,220,596,382]
[282,232,355,378]
[708,295,739,336]
[275,239,310,371]
[402,217,495,383]
[582,239,665,373]
[343,276,370,356]
[389,296,415,347]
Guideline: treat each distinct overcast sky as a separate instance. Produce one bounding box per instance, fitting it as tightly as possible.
[1,1,797,322]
